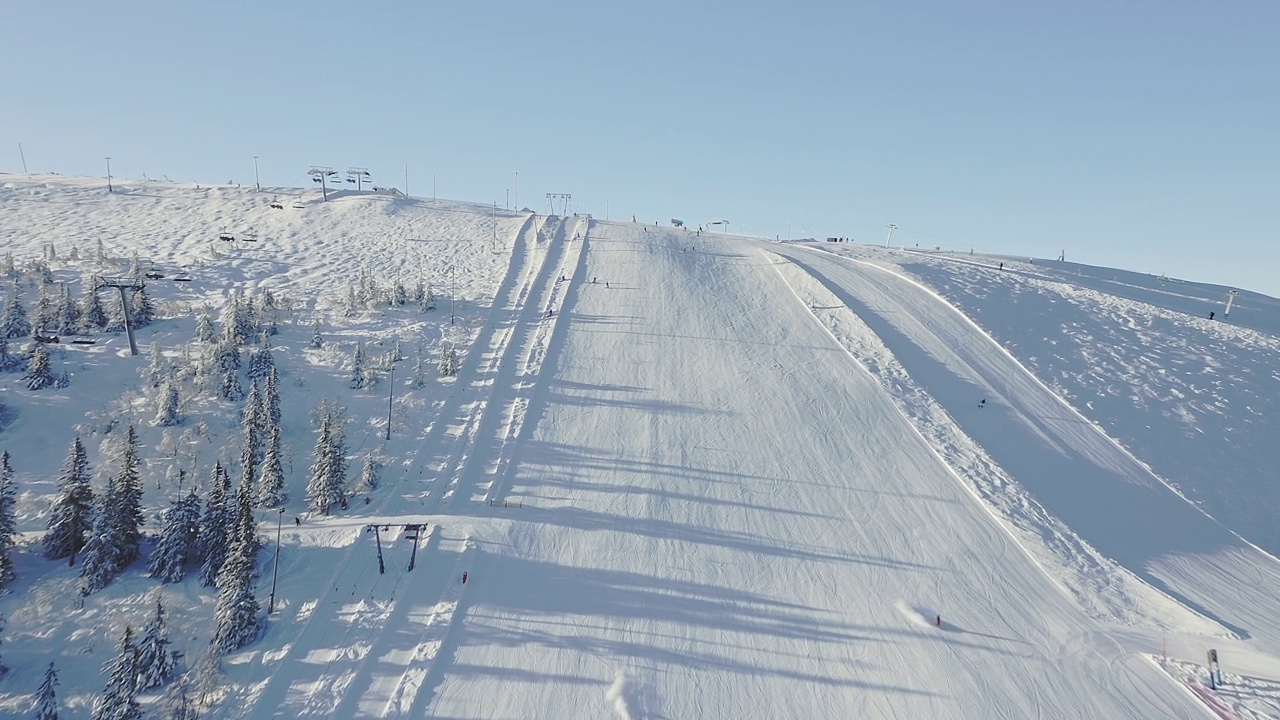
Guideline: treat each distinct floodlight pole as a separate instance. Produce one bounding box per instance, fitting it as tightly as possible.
[514,171,518,209]
[386,360,395,441]
[1225,290,1239,317]
[105,157,113,193]
[18,143,27,174]
[268,508,284,613]
[885,224,897,248]
[253,155,260,191]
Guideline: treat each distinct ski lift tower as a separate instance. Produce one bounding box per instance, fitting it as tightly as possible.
[308,166,339,201]
[96,275,145,356]
[347,167,371,191]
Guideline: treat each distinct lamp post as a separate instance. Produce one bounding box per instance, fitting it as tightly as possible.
[268,507,284,613]
[253,155,260,191]
[885,224,897,248]
[386,359,395,441]
[105,157,113,193]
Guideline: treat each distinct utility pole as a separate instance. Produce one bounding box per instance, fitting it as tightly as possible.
[405,163,409,197]
[105,157,113,193]
[253,155,260,191]
[18,143,27,173]
[514,171,518,209]
[268,508,284,612]
[885,224,898,248]
[505,189,509,210]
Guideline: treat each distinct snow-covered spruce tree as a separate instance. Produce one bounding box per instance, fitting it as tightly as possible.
[219,291,255,347]
[104,290,128,333]
[247,334,274,381]
[24,344,56,390]
[31,260,54,286]
[152,383,182,428]
[147,490,201,583]
[215,338,241,399]
[129,287,155,328]
[194,310,216,344]
[410,348,429,389]
[135,597,176,691]
[198,463,232,587]
[264,367,282,428]
[145,341,168,388]
[33,661,59,720]
[1,287,31,339]
[78,426,144,595]
[158,673,198,720]
[392,279,407,306]
[353,453,380,494]
[258,423,286,508]
[56,283,80,335]
[240,380,263,500]
[306,413,347,515]
[349,343,366,389]
[0,253,12,279]
[0,452,17,589]
[212,481,261,653]
[44,437,95,564]
[310,321,323,348]
[32,283,56,335]
[91,626,142,720]
[254,289,278,336]
[438,344,459,377]
[81,285,108,331]
[0,339,23,373]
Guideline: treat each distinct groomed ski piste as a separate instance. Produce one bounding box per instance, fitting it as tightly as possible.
[1,173,1279,718]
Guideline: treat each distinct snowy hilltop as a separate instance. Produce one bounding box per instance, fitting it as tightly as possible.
[0,173,1278,719]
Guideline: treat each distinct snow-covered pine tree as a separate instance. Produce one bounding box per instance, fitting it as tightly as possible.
[152,382,182,428]
[1,287,31,339]
[24,344,56,390]
[264,367,282,428]
[78,426,144,594]
[129,287,155,328]
[306,413,347,515]
[44,437,95,564]
[438,343,459,377]
[135,597,176,691]
[147,490,201,583]
[247,334,274,380]
[104,290,128,333]
[310,321,323,348]
[218,354,245,402]
[32,283,56,335]
[0,339,22,373]
[0,452,17,589]
[81,285,108,331]
[56,283,80,335]
[32,662,59,720]
[240,380,263,500]
[410,348,428,389]
[91,626,142,720]
[194,310,216,344]
[258,424,286,508]
[158,673,198,720]
[145,341,167,388]
[392,279,407,306]
[212,481,261,653]
[349,343,366,389]
[353,453,380,494]
[255,289,278,336]
[198,463,232,587]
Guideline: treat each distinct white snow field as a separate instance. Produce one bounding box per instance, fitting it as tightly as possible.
[1,173,1279,719]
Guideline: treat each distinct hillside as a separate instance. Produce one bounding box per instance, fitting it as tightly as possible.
[1,174,1278,719]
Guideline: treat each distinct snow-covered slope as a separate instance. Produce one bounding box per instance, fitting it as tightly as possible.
[1,174,1278,719]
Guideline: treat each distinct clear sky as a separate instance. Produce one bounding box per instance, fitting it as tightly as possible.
[4,1,1278,296]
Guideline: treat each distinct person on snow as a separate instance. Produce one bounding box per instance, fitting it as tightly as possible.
[935,615,941,627]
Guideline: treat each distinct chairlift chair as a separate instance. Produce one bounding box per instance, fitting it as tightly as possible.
[218,233,235,242]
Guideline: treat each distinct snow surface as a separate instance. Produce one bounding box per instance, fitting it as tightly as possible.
[1,173,1279,718]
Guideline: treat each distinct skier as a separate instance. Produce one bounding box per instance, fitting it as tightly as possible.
[295,517,301,526]
[935,615,941,627]
[1208,311,1215,320]
[605,282,610,289]
[998,262,1004,270]
[979,399,986,408]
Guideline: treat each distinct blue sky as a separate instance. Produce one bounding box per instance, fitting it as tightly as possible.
[4,1,1278,296]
